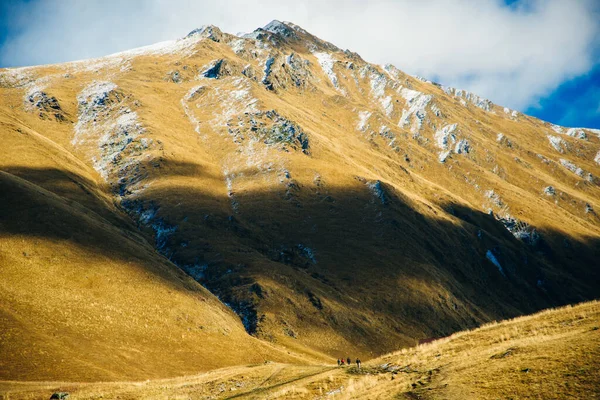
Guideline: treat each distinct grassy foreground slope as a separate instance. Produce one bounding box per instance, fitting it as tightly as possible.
[2,300,598,399]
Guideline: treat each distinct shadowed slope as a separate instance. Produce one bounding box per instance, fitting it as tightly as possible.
[0,169,315,381]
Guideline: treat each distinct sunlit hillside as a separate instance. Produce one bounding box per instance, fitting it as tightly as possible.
[0,20,599,381]
[2,300,598,399]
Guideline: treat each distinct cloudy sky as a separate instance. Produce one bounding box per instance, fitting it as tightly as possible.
[1,0,599,128]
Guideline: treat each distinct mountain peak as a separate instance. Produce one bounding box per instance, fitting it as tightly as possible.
[186,24,223,42]
[262,20,297,38]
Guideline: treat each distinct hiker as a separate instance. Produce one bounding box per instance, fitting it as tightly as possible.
[340,358,345,366]
[356,358,361,369]
[337,359,341,366]
[347,357,351,365]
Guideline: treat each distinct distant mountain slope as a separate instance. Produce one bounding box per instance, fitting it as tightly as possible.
[0,20,598,378]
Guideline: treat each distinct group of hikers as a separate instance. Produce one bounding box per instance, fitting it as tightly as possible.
[337,357,361,369]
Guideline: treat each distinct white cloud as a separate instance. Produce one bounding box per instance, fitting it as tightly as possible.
[1,0,598,110]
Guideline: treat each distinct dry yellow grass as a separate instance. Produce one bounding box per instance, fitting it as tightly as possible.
[2,300,598,399]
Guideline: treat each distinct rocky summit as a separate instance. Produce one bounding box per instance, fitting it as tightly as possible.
[0,20,599,382]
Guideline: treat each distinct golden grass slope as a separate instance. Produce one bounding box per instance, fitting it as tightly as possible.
[0,117,319,381]
[2,300,598,399]
[0,20,599,380]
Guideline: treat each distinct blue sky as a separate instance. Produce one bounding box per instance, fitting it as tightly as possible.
[0,0,599,129]
[525,66,600,129]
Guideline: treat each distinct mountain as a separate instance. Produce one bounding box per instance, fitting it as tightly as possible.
[0,20,598,380]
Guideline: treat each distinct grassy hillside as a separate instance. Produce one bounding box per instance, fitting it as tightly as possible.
[0,121,318,381]
[0,20,599,380]
[2,300,598,399]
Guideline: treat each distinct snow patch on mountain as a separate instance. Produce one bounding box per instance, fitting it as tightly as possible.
[438,151,451,163]
[547,135,565,153]
[550,124,563,134]
[181,85,205,135]
[224,169,240,213]
[369,69,387,99]
[455,139,470,154]
[434,123,470,162]
[313,52,344,94]
[398,88,432,134]
[65,32,203,74]
[434,123,458,150]
[73,81,118,144]
[361,66,394,116]
[442,86,493,111]
[565,128,587,140]
[560,159,584,177]
[357,111,371,131]
[73,81,155,198]
[381,96,394,117]
[210,77,259,128]
[93,110,146,180]
[503,107,519,119]
[559,159,593,181]
[382,64,401,80]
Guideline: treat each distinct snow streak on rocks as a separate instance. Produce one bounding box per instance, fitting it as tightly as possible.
[565,128,587,140]
[73,81,154,195]
[547,135,565,153]
[210,77,259,128]
[24,86,65,121]
[435,123,458,150]
[559,159,594,181]
[484,189,541,246]
[550,124,563,134]
[181,85,205,135]
[398,88,432,135]
[434,123,470,162]
[73,81,119,145]
[313,52,344,94]
[454,139,470,154]
[357,111,371,131]
[503,107,518,119]
[367,67,393,116]
[443,86,493,111]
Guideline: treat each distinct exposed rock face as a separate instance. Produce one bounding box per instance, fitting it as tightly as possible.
[25,89,66,121]
[201,59,235,79]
